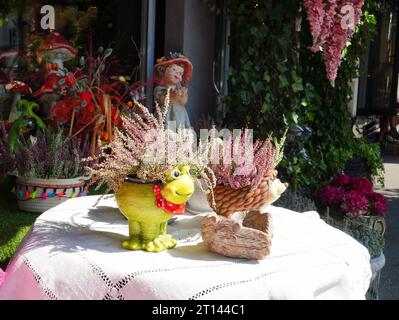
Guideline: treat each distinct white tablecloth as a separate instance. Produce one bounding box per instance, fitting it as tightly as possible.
[0,195,372,300]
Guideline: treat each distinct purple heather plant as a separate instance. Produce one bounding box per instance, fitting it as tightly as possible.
[0,124,92,179]
[0,123,16,177]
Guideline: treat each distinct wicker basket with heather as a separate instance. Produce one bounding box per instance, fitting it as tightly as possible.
[207,129,288,218]
[200,129,288,260]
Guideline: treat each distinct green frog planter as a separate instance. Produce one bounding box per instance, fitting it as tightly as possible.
[115,166,194,252]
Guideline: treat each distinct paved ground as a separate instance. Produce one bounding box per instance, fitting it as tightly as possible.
[376,151,399,300]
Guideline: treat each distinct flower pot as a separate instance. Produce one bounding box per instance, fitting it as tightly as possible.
[115,175,194,252]
[362,215,386,236]
[208,174,287,218]
[16,176,88,213]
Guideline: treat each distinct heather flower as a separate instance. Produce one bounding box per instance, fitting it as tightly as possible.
[304,0,325,51]
[87,90,217,195]
[340,190,369,214]
[332,172,351,187]
[367,192,387,217]
[0,126,91,179]
[319,185,345,205]
[209,129,285,190]
[350,177,373,194]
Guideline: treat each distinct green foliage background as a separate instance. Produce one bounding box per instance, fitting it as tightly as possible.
[223,0,384,195]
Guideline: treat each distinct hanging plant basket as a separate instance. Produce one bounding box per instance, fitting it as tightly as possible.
[15,176,89,213]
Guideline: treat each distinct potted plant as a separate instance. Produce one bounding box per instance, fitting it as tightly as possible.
[207,128,288,218]
[319,172,387,235]
[0,124,92,213]
[87,91,216,252]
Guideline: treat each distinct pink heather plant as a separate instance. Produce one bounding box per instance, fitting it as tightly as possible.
[87,90,216,194]
[209,129,286,190]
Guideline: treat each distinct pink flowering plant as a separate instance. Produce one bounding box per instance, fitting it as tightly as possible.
[319,172,387,220]
[303,0,365,84]
[208,128,286,190]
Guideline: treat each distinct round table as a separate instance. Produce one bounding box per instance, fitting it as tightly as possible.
[0,195,372,300]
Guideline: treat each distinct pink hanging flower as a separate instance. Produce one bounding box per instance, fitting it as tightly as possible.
[316,0,338,50]
[304,0,366,82]
[304,0,326,51]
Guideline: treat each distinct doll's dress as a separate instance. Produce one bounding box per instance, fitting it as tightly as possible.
[154,86,191,129]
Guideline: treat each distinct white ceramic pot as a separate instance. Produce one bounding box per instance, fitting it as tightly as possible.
[16,176,89,213]
[186,179,214,214]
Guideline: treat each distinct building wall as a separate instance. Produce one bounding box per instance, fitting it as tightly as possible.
[164,0,216,125]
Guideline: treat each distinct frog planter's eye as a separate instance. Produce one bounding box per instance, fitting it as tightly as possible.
[172,169,180,179]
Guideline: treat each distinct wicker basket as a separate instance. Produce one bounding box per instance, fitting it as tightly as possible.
[16,176,88,213]
[208,170,278,218]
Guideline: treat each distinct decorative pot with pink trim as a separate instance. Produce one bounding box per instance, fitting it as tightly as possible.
[15,176,89,213]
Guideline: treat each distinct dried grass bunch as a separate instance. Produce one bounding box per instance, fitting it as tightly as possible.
[87,89,216,194]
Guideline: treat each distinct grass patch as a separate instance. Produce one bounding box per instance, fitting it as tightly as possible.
[0,177,108,270]
[0,177,39,269]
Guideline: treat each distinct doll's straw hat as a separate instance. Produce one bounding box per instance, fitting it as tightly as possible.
[153,52,193,84]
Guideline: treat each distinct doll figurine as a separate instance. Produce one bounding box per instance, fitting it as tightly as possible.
[153,52,193,129]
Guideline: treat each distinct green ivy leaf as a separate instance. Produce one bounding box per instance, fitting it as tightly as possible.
[278,75,289,88]
[263,71,271,83]
[292,81,304,92]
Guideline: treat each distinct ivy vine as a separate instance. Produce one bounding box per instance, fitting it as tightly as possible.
[223,0,383,195]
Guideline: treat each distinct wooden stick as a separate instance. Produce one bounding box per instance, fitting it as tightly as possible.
[69,111,76,137]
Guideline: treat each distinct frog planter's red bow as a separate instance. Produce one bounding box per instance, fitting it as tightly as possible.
[152,185,186,215]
